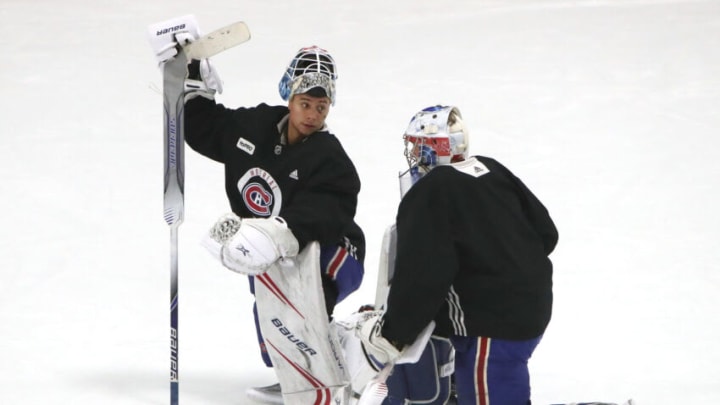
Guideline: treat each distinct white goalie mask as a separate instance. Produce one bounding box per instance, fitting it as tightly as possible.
[398,105,469,197]
[403,105,469,170]
[278,46,338,105]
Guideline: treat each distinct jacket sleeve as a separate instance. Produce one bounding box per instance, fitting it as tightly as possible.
[184,97,235,163]
[491,158,558,255]
[515,179,558,254]
[381,175,458,346]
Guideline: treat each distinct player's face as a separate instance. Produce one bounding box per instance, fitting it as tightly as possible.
[287,94,331,144]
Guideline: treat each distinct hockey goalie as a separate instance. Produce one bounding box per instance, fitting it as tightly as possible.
[205,216,446,405]
[153,15,366,405]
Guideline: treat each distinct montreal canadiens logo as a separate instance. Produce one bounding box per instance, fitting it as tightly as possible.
[238,168,282,217]
[242,183,273,215]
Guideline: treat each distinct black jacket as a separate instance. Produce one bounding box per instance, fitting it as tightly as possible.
[184,98,365,262]
[382,156,557,345]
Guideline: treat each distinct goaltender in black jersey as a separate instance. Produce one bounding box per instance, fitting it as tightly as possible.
[185,100,364,257]
[182,46,365,379]
[357,105,558,405]
[385,154,558,343]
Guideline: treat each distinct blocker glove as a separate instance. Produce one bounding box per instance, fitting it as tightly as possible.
[149,26,223,99]
[152,31,197,64]
[203,213,299,275]
[355,310,402,365]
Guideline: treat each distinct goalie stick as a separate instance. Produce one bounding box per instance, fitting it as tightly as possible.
[184,22,251,60]
[147,15,251,405]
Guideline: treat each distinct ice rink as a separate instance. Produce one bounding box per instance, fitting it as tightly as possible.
[1,0,719,403]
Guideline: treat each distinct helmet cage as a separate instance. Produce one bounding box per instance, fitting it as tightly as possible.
[279,46,338,104]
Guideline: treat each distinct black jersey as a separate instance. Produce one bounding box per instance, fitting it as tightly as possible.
[382,156,557,345]
[185,97,365,262]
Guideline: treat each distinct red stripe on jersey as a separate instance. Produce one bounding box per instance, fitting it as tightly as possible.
[326,247,348,279]
[475,337,491,405]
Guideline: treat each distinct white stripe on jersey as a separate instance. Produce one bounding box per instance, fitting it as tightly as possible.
[446,286,467,335]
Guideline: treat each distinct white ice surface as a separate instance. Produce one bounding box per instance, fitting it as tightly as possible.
[1,0,719,404]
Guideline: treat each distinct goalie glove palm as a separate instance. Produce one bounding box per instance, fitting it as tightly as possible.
[356,310,402,365]
[203,214,299,275]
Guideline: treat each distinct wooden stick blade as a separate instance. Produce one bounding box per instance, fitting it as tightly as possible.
[184,21,251,59]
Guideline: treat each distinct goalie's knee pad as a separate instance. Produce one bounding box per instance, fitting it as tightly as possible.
[384,336,454,405]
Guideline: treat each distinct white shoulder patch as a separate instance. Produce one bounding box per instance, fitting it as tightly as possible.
[236,137,255,155]
[450,159,490,178]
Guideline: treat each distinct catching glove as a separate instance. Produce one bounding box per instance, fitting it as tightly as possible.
[355,310,402,365]
[202,214,299,275]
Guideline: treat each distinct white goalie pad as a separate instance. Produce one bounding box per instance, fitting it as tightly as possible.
[254,241,351,405]
[374,224,397,310]
[335,315,379,398]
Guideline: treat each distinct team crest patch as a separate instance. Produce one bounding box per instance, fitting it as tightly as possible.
[237,168,282,216]
[236,137,255,155]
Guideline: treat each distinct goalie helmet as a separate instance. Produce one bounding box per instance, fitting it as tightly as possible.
[278,46,338,105]
[403,105,469,170]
